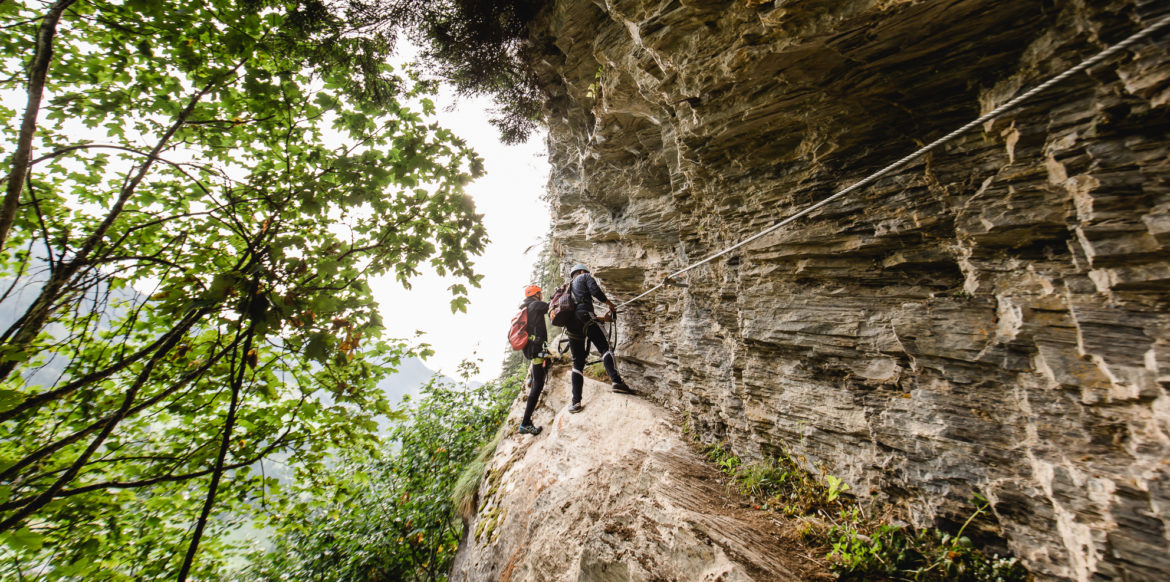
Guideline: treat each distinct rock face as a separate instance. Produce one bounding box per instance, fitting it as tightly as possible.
[526,1,1170,580]
[448,370,825,581]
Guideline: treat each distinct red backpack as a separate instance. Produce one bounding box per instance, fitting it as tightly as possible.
[548,282,576,327]
[508,307,530,351]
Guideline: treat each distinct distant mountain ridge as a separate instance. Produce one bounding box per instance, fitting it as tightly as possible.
[377,355,437,407]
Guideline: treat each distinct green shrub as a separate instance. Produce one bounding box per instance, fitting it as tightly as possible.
[703,443,742,475]
[828,495,1029,582]
[736,458,788,498]
[245,369,523,582]
[704,443,844,514]
[688,434,1029,582]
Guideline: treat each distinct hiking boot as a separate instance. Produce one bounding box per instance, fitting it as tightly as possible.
[518,424,542,436]
[568,402,585,414]
[612,382,635,395]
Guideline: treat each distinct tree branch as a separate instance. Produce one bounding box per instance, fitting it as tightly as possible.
[0,315,227,485]
[0,417,297,511]
[0,66,237,385]
[0,308,203,423]
[177,285,257,582]
[0,304,194,533]
[23,173,55,272]
[0,0,80,251]
[0,144,215,195]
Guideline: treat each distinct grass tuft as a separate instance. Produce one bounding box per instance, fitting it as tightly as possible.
[583,362,607,381]
[451,424,506,524]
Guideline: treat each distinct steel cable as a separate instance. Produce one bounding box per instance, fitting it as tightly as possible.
[617,13,1170,309]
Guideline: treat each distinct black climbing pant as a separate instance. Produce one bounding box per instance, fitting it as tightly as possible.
[521,359,547,426]
[567,313,622,405]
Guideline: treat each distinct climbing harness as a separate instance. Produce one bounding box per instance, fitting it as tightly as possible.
[556,309,619,366]
[616,13,1170,310]
[592,314,618,366]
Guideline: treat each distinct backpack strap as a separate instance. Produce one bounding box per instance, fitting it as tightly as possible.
[569,273,584,304]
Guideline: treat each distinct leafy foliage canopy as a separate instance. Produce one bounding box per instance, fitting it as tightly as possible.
[0,0,492,578]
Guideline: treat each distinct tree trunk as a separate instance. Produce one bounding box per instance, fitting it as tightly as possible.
[0,0,80,251]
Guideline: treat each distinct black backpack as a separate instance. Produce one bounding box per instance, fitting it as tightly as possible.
[548,282,576,326]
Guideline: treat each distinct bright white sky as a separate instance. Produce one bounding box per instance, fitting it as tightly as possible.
[372,43,552,383]
[372,87,551,382]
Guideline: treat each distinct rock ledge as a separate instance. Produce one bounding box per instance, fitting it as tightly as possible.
[450,369,826,582]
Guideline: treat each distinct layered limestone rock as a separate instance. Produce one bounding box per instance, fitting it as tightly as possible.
[528,0,1170,580]
[448,370,827,581]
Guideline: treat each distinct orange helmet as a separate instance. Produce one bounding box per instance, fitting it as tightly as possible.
[524,284,542,298]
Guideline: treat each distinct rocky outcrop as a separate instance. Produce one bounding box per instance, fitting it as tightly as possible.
[449,370,827,581]
[529,1,1170,580]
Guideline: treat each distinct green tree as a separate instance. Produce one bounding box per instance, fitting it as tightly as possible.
[408,0,546,144]
[246,365,523,582]
[0,0,487,579]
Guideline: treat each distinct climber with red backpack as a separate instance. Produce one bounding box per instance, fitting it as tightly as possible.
[510,284,550,436]
[552,263,632,414]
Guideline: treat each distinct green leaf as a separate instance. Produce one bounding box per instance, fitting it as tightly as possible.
[305,333,331,364]
[0,389,26,411]
[6,528,44,551]
[0,345,30,364]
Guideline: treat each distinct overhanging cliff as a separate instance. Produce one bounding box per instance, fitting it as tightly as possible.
[526,1,1170,580]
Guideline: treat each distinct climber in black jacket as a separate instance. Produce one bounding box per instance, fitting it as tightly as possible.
[564,263,632,414]
[518,285,549,435]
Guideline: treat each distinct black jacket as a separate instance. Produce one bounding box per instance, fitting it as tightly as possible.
[570,272,608,314]
[521,297,549,359]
